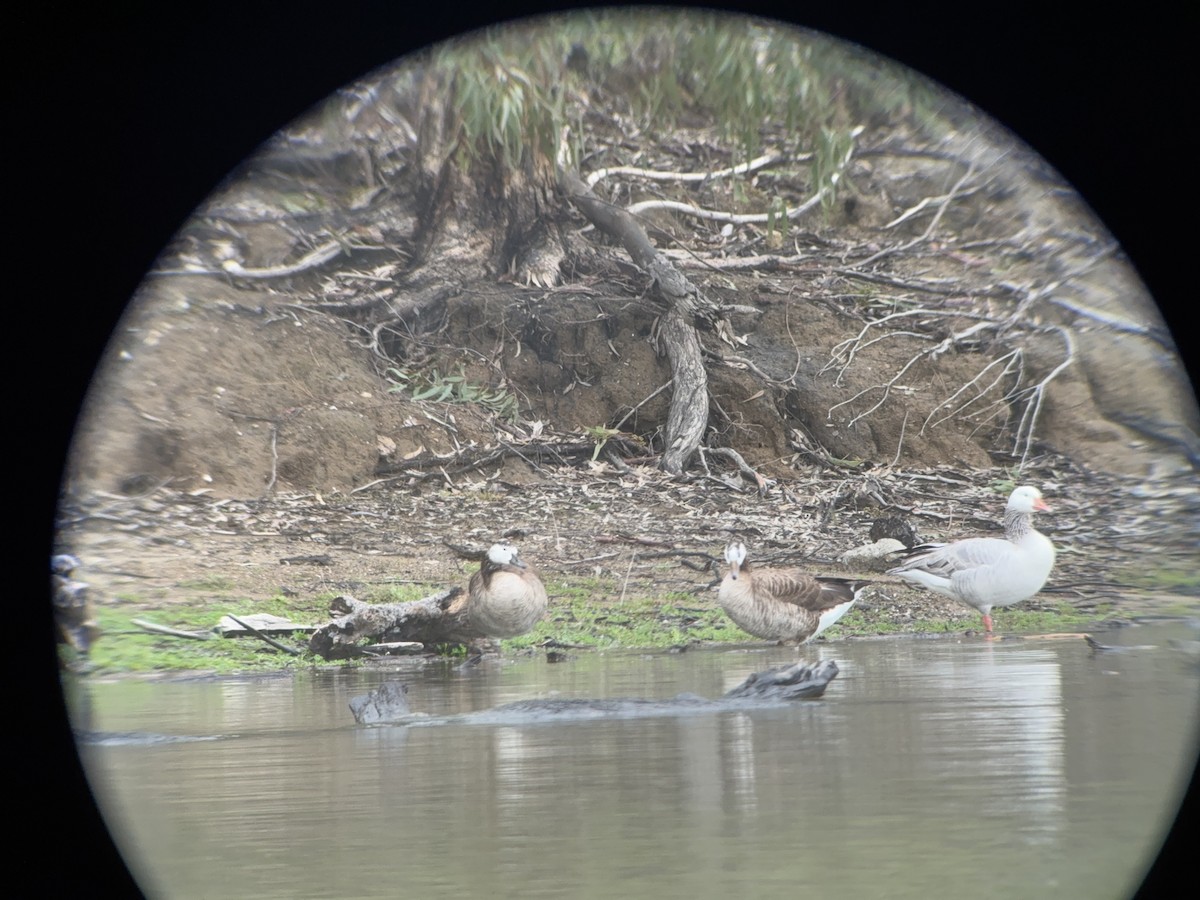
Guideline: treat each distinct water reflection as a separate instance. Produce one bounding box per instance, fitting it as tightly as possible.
[915,648,1066,844]
[73,627,1198,899]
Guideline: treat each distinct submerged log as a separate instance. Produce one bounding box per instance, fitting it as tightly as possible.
[348,658,840,725]
[349,682,414,725]
[721,658,841,701]
[308,588,473,659]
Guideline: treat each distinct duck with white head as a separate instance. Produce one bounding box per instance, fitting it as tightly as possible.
[719,541,868,644]
[452,543,549,638]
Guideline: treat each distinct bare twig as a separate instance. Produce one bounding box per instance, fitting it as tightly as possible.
[263,425,279,495]
[854,159,979,267]
[618,551,637,605]
[182,239,352,279]
[612,378,674,431]
[621,128,860,226]
[702,446,774,494]
[827,348,929,427]
[719,353,787,385]
[922,349,1024,432]
[891,411,909,467]
[823,308,1001,384]
[884,184,983,229]
[1010,326,1076,467]
[1047,295,1172,345]
[226,614,304,656]
[830,268,966,295]
[659,251,797,270]
[130,619,213,640]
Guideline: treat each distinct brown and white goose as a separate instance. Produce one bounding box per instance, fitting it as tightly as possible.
[450,543,549,638]
[886,485,1055,633]
[719,541,867,644]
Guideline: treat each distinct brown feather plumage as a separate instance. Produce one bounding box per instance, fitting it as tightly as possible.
[719,541,866,644]
[455,543,548,638]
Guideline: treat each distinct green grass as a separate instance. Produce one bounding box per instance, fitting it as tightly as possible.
[176,575,238,592]
[80,595,328,676]
[503,587,737,652]
[67,573,1127,675]
[827,601,1113,638]
[995,603,1113,632]
[431,12,888,210]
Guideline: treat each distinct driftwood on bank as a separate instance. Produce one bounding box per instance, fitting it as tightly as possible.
[308,588,477,659]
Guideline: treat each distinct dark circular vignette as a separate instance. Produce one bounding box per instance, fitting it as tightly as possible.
[23,4,1193,897]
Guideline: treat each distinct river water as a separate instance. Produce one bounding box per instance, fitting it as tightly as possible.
[69,624,1199,899]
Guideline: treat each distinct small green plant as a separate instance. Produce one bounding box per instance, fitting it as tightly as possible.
[584,425,621,461]
[989,471,1019,493]
[765,197,789,246]
[811,126,857,215]
[387,366,520,422]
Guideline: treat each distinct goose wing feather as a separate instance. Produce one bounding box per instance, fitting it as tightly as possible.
[754,568,855,612]
[891,537,1016,578]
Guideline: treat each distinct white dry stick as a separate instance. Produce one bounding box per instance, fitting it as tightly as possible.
[828,350,930,428]
[704,446,774,494]
[829,314,1012,427]
[823,309,998,386]
[624,199,774,224]
[659,251,805,270]
[548,499,563,555]
[921,348,1024,432]
[721,354,785,385]
[1047,296,1166,341]
[621,128,862,226]
[884,185,983,229]
[618,551,637,605]
[586,152,791,189]
[891,410,909,467]
[626,181,840,224]
[824,326,931,386]
[220,240,348,278]
[1010,326,1076,467]
[263,426,279,494]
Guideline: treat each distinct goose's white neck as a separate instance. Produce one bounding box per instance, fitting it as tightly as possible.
[1004,509,1035,542]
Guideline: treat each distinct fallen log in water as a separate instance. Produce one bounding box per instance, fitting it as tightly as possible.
[348,658,840,725]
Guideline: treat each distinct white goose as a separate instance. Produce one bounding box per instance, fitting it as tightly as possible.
[447,543,549,638]
[887,485,1055,633]
[719,541,868,644]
